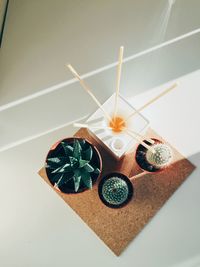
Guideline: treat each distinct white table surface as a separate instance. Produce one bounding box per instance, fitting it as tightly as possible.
[0,1,200,266]
[0,70,200,267]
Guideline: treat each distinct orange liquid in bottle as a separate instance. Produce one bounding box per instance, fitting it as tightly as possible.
[109,116,126,133]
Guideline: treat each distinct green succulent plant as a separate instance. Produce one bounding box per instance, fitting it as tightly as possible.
[146,143,173,168]
[102,177,129,205]
[46,139,100,192]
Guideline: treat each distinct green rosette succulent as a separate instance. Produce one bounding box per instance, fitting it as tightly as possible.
[46,139,100,192]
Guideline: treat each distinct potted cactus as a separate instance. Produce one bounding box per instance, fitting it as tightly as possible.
[135,139,173,172]
[98,172,134,208]
[45,138,102,193]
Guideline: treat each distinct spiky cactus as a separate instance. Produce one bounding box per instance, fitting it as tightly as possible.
[46,139,100,192]
[101,177,129,205]
[146,143,172,168]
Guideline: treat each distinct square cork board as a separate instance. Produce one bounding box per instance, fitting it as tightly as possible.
[38,128,195,256]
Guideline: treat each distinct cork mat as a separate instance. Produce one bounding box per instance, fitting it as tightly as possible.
[38,128,195,256]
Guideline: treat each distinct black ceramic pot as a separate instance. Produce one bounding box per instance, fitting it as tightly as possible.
[98,172,134,208]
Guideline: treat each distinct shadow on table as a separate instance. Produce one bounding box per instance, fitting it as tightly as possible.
[123,151,200,267]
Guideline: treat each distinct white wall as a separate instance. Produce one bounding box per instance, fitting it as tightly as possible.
[0,0,200,149]
[0,0,200,105]
[0,0,7,34]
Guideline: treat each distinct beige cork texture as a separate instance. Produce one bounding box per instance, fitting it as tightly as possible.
[38,128,195,256]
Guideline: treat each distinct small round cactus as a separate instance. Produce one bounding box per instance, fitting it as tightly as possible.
[146,143,173,168]
[98,173,134,208]
[102,177,129,205]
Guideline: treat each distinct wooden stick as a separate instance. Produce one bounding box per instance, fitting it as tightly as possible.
[124,82,179,122]
[130,172,146,180]
[73,123,112,130]
[66,64,112,122]
[125,129,155,153]
[127,129,154,145]
[113,46,124,119]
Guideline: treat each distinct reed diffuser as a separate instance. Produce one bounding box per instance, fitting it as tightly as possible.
[67,47,178,159]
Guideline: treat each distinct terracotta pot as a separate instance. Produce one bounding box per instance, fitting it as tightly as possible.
[135,138,170,173]
[45,137,102,194]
